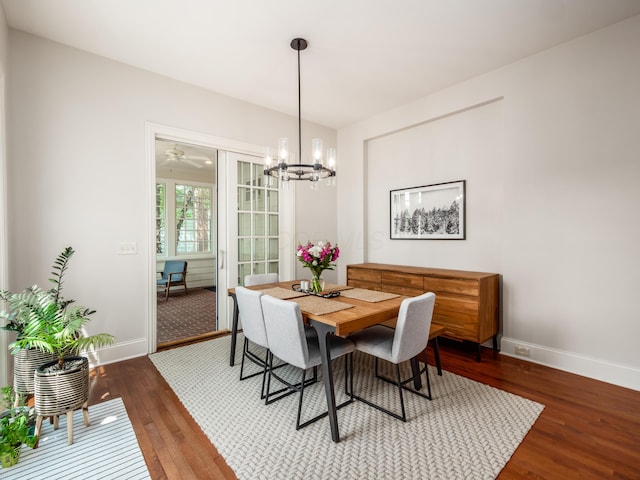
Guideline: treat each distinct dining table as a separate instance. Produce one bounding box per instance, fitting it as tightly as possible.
[227,280,413,443]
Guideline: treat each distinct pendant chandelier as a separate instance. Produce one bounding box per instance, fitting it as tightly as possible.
[264,38,336,188]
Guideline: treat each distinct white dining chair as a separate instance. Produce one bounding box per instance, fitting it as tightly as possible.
[244,273,278,287]
[235,286,270,397]
[261,295,355,430]
[347,291,436,422]
[236,285,315,402]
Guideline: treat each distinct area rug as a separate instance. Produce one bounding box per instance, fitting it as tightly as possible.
[4,398,150,480]
[157,287,217,344]
[150,336,544,480]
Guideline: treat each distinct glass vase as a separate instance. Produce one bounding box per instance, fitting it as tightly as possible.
[310,274,324,293]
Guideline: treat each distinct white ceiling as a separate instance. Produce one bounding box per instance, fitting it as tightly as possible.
[155,139,216,177]
[3,0,640,128]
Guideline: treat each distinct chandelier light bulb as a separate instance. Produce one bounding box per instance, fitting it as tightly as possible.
[312,138,323,165]
[327,147,336,170]
[264,147,273,168]
[279,138,289,164]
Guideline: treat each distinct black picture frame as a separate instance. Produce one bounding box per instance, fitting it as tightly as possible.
[390,180,466,240]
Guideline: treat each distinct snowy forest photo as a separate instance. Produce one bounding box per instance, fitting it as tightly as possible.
[390,181,465,239]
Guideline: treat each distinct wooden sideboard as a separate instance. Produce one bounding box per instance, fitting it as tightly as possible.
[346,263,500,360]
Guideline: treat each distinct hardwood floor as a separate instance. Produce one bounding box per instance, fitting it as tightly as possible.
[88,336,640,479]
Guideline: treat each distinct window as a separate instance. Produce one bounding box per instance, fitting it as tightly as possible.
[156,182,166,254]
[157,180,213,256]
[176,184,212,253]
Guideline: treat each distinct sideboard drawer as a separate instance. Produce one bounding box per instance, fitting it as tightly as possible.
[348,268,381,284]
[424,277,479,297]
[381,271,423,289]
[380,283,424,297]
[348,279,381,291]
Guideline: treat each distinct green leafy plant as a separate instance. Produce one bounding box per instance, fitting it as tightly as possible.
[0,386,37,465]
[2,247,115,370]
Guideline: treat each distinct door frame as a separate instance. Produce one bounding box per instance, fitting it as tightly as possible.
[145,123,294,353]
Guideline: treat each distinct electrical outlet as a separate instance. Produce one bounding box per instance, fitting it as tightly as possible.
[117,242,138,255]
[515,345,531,357]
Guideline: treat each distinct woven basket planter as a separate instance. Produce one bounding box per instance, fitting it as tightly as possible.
[34,356,89,417]
[13,348,58,396]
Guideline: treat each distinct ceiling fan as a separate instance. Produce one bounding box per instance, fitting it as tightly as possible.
[162,145,210,168]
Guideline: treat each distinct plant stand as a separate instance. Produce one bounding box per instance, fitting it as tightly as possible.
[12,348,58,407]
[33,356,90,446]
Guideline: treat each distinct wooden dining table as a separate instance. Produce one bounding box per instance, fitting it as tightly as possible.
[227,280,410,443]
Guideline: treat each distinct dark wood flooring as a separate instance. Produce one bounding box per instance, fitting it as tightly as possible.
[88,336,640,479]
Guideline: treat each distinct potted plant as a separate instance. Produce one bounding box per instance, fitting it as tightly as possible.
[0,386,37,468]
[4,247,115,444]
[1,288,58,404]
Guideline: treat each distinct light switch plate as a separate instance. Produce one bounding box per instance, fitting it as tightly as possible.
[118,242,138,255]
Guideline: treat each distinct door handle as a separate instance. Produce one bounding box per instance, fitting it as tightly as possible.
[219,250,224,269]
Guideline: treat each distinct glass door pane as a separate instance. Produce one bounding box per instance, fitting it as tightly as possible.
[231,154,280,286]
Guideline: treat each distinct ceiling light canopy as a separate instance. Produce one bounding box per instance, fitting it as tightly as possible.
[264,38,336,189]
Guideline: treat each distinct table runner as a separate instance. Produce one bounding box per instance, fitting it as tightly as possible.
[339,288,400,302]
[259,287,309,300]
[291,295,355,315]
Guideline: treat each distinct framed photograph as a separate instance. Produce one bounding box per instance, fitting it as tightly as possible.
[390,180,465,240]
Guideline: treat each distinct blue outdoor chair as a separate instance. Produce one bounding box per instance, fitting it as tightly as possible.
[157,260,188,300]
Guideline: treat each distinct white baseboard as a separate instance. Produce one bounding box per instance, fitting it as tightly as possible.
[84,338,149,367]
[500,337,640,392]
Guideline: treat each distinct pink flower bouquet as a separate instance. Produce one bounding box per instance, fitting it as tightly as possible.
[296,241,340,292]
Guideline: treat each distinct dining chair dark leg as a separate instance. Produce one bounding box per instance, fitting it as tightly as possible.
[240,338,270,384]
[358,354,433,421]
[395,365,407,422]
[264,352,274,404]
[260,350,269,399]
[239,337,248,380]
[264,354,317,406]
[229,294,239,366]
[409,357,423,389]
[350,353,354,398]
[295,369,307,430]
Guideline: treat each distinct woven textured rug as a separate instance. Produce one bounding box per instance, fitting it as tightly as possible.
[150,336,544,479]
[4,398,150,479]
[157,287,217,344]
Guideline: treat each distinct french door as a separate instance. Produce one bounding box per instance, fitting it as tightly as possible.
[215,150,294,331]
[147,123,294,352]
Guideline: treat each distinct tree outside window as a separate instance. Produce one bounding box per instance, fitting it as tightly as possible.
[156,182,166,254]
[176,184,212,254]
[156,181,213,256]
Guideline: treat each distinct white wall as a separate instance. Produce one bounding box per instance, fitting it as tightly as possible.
[0,3,10,387]
[5,30,336,364]
[338,15,640,391]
